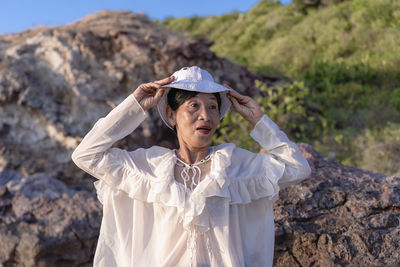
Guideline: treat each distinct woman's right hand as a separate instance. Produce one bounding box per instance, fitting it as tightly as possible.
[133,76,174,111]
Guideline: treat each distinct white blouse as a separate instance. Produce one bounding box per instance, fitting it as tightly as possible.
[71,94,311,267]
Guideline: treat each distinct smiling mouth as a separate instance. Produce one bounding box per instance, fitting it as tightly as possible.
[196,126,211,134]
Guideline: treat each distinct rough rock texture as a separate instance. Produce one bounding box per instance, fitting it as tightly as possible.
[0,10,277,266]
[1,10,399,267]
[0,169,101,266]
[1,145,398,266]
[0,10,272,187]
[274,143,400,267]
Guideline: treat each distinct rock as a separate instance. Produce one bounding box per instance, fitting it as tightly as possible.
[0,10,272,187]
[273,143,400,267]
[2,145,398,266]
[0,169,102,266]
[0,10,276,266]
[1,10,399,267]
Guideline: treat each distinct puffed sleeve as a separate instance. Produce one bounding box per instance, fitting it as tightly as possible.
[250,114,311,189]
[71,94,148,186]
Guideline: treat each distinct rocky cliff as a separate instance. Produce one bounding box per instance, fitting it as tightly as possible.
[0,10,271,188]
[0,10,399,267]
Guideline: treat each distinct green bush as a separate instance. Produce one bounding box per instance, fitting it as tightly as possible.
[163,0,400,175]
[315,123,400,176]
[212,80,319,149]
[354,123,400,177]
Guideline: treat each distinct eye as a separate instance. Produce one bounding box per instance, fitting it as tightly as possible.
[209,104,217,110]
[187,102,199,110]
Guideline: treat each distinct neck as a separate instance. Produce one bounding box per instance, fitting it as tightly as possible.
[176,142,210,165]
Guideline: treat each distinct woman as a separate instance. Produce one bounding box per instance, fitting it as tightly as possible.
[72,66,311,267]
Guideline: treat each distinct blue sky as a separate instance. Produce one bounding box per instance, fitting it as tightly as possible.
[0,0,291,34]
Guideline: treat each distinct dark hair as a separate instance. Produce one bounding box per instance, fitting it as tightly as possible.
[167,88,221,112]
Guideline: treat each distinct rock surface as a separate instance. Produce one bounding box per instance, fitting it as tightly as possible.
[274,143,400,267]
[0,10,272,187]
[0,169,101,266]
[0,10,399,267]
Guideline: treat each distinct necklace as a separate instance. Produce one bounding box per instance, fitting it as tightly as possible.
[175,149,213,191]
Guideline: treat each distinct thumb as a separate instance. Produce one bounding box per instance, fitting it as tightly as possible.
[153,88,165,102]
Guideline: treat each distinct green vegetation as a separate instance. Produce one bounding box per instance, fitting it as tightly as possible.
[213,80,315,151]
[160,0,400,176]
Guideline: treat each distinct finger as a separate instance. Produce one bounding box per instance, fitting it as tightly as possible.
[227,88,245,99]
[228,90,249,104]
[147,82,162,88]
[140,85,157,94]
[227,94,241,112]
[154,87,165,102]
[139,84,153,93]
[223,83,233,90]
[155,76,175,86]
[143,82,162,93]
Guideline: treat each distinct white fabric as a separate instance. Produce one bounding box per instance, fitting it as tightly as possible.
[71,93,311,267]
[163,66,229,93]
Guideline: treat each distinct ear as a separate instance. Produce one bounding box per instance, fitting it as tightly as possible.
[166,105,176,127]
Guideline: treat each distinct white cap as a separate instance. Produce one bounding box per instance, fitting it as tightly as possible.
[157,66,231,129]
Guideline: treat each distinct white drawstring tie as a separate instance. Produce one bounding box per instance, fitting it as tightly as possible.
[174,149,213,266]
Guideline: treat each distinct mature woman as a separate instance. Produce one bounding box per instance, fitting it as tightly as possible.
[72,66,311,267]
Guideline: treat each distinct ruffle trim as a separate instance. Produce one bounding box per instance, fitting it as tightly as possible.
[93,143,284,233]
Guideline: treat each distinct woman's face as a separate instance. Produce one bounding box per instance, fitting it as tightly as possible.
[170,93,220,149]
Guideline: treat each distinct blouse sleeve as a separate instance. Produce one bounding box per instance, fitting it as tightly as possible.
[71,94,148,186]
[250,114,311,190]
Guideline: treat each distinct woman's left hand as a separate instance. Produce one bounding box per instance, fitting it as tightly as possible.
[224,84,264,127]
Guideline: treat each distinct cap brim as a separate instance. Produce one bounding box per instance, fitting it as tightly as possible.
[162,80,229,93]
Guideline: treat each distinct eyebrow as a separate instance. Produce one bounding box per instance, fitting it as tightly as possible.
[189,96,217,102]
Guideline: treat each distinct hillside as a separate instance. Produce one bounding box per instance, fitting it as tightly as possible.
[161,0,400,176]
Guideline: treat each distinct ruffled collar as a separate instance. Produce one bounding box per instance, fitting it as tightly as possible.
[151,143,235,233]
[94,143,236,236]
[153,143,235,188]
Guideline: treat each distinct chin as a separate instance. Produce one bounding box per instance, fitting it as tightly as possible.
[192,139,212,148]
[178,130,215,148]
[186,136,213,148]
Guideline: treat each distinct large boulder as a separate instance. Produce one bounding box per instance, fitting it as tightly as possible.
[274,144,400,267]
[0,169,101,266]
[0,10,273,187]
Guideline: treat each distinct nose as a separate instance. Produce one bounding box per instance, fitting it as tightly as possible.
[198,105,211,121]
